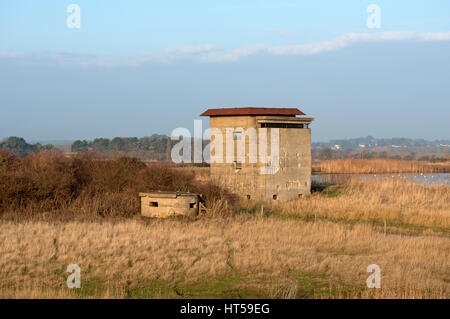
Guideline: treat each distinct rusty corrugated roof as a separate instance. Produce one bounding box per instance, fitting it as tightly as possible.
[200,107,305,117]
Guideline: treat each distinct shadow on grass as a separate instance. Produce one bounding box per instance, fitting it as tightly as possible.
[311,181,343,198]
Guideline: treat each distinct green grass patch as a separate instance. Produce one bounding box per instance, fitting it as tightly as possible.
[126,271,336,299]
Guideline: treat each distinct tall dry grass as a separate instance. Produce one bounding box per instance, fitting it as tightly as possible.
[313,158,450,174]
[0,218,448,298]
[274,178,450,234]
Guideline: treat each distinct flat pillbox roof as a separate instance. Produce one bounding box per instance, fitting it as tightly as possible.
[200,107,305,117]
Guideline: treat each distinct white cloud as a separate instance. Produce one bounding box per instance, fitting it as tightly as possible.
[0,51,155,67]
[203,31,450,61]
[259,31,450,57]
[1,31,449,67]
[164,44,218,56]
[199,44,267,62]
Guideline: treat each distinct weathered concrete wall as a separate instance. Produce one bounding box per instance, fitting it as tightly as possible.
[209,115,312,202]
[263,127,311,201]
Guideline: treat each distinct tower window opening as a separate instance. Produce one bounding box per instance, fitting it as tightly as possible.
[261,123,304,129]
[233,131,242,140]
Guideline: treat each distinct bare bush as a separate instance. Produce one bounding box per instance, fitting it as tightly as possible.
[0,152,229,220]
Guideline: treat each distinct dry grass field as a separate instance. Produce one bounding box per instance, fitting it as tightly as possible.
[0,218,448,299]
[0,152,449,299]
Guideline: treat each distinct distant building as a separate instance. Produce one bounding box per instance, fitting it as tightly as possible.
[201,107,314,202]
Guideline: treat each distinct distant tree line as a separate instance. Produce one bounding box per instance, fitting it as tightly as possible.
[71,135,181,161]
[312,136,450,150]
[312,147,449,162]
[0,137,54,157]
[71,135,448,162]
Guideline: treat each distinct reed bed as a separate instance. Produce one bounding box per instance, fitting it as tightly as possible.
[312,159,450,174]
[274,178,450,234]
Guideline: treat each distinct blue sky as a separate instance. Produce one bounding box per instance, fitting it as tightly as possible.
[1,1,449,141]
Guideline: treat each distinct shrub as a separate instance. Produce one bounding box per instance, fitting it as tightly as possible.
[0,152,230,220]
